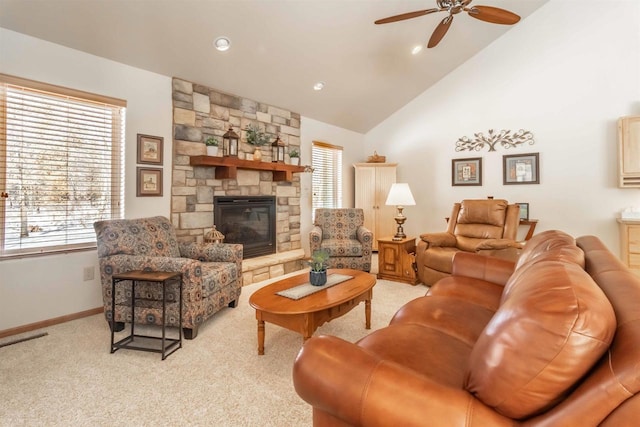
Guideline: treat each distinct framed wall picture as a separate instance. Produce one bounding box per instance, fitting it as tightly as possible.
[503,153,539,184]
[452,157,482,186]
[517,202,529,221]
[137,167,163,196]
[137,134,163,165]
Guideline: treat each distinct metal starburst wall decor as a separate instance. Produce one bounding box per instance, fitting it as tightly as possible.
[455,129,535,152]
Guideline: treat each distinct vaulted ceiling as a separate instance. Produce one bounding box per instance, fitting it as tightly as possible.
[0,0,548,133]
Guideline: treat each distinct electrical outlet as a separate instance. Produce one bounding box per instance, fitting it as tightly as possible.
[83,266,95,281]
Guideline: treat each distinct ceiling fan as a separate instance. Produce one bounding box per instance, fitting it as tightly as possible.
[375,0,521,48]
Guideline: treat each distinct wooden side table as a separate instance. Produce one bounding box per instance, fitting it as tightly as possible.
[520,219,538,241]
[377,236,419,285]
[617,218,640,277]
[111,270,182,360]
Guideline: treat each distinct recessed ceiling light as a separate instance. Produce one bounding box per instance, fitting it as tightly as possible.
[411,45,423,55]
[313,82,325,91]
[214,36,231,52]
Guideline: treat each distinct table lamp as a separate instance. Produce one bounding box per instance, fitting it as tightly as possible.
[385,183,416,241]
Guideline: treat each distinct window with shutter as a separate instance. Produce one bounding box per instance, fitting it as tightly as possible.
[311,141,343,215]
[0,74,125,258]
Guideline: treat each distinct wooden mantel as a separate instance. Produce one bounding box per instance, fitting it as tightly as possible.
[190,156,305,182]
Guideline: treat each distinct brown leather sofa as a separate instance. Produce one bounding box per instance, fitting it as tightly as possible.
[293,230,640,426]
[416,198,522,285]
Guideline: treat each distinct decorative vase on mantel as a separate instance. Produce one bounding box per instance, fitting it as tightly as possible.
[253,148,262,162]
[206,146,218,156]
[309,269,327,286]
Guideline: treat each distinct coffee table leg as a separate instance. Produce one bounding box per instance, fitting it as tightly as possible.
[365,298,371,329]
[257,319,265,355]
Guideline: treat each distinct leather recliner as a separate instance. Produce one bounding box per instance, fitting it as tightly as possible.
[415,199,521,285]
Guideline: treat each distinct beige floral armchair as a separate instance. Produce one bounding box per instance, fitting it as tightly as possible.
[309,208,373,272]
[93,216,242,339]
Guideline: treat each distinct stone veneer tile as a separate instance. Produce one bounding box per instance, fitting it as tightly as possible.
[193,92,210,114]
[267,105,291,119]
[173,79,193,94]
[279,125,300,137]
[256,111,271,123]
[174,108,195,125]
[180,212,212,229]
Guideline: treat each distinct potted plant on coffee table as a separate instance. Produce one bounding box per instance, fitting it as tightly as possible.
[308,249,330,286]
[205,136,219,156]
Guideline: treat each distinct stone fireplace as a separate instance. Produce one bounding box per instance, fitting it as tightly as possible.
[170,78,305,284]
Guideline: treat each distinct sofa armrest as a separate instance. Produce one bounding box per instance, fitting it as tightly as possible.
[419,231,457,248]
[98,254,205,301]
[309,226,323,253]
[356,226,373,248]
[293,335,511,426]
[179,242,242,263]
[451,252,515,286]
[179,242,243,285]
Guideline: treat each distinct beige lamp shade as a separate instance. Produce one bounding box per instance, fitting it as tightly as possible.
[385,183,416,206]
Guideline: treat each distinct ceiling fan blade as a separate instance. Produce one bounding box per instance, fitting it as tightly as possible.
[466,5,521,25]
[375,8,440,25]
[428,15,454,48]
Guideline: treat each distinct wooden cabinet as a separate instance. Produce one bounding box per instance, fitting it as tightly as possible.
[354,163,397,251]
[377,237,419,285]
[618,219,640,276]
[618,116,640,187]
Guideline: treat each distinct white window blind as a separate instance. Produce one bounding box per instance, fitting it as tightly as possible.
[312,141,343,214]
[0,74,125,258]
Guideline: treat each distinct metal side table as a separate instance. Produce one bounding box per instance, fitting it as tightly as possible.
[111,270,182,360]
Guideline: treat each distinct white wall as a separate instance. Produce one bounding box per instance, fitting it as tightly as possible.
[300,117,365,255]
[0,29,172,330]
[365,0,640,251]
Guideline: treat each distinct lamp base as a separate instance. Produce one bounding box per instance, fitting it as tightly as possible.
[393,213,407,241]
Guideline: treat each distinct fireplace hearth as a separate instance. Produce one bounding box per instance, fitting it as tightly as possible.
[214,196,276,259]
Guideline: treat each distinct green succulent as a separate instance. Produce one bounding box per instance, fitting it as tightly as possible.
[245,124,270,146]
[289,148,300,158]
[308,249,330,272]
[205,136,219,146]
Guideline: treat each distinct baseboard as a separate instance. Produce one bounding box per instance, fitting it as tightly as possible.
[0,307,104,339]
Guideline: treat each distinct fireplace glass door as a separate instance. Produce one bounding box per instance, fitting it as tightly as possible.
[214,196,276,258]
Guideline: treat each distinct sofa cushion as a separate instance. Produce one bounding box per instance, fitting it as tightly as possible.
[94,216,180,258]
[464,260,616,419]
[320,239,363,257]
[390,296,496,346]
[315,209,363,240]
[357,323,473,388]
[428,276,504,311]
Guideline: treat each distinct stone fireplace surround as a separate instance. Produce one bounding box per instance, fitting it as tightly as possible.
[170,78,305,284]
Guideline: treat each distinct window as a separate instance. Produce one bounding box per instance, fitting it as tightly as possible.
[312,141,343,214]
[0,74,125,258]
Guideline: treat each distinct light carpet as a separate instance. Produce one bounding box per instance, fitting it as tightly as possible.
[0,274,428,426]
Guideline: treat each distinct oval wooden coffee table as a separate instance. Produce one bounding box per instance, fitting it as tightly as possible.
[249,268,376,355]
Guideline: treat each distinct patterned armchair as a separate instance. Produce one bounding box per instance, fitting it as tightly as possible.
[93,216,242,339]
[309,208,373,272]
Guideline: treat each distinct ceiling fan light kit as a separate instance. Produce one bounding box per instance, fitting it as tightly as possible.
[375,0,521,48]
